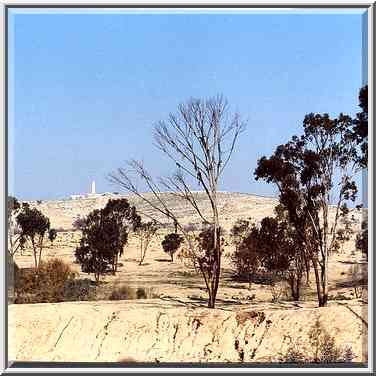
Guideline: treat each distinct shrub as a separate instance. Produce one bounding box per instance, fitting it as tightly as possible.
[63,278,96,301]
[32,259,76,302]
[281,340,307,363]
[269,280,288,303]
[108,286,155,300]
[109,286,134,300]
[279,321,356,364]
[308,319,354,363]
[14,258,86,303]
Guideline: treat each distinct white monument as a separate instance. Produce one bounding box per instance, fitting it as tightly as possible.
[70,180,99,200]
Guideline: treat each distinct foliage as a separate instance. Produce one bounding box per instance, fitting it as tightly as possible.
[14,258,79,303]
[254,89,364,306]
[230,219,259,288]
[280,320,356,363]
[308,319,343,363]
[16,203,50,270]
[135,221,158,265]
[48,228,58,245]
[72,216,87,231]
[108,285,155,300]
[161,233,184,261]
[62,278,96,301]
[231,214,305,300]
[356,220,368,258]
[195,225,225,275]
[7,196,23,258]
[102,198,141,271]
[74,199,139,282]
[352,85,368,168]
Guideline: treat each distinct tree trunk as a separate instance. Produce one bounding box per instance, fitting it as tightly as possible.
[139,239,144,265]
[170,253,174,262]
[114,253,119,273]
[95,272,100,284]
[304,256,310,285]
[312,258,327,307]
[208,224,221,309]
[31,238,38,271]
[208,286,215,308]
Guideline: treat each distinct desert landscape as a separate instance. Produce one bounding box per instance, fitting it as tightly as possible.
[7,9,369,369]
[8,192,368,364]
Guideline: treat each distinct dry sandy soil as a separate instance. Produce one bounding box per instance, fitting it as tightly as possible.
[9,192,368,364]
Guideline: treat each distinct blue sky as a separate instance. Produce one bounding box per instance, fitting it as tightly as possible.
[8,9,365,200]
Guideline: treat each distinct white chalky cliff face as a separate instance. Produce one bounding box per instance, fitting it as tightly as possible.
[8,301,367,363]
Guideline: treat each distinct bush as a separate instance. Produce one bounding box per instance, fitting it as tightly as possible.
[279,319,356,363]
[281,340,307,363]
[269,280,288,303]
[14,258,96,303]
[72,216,87,231]
[108,286,156,300]
[109,286,134,300]
[63,278,96,301]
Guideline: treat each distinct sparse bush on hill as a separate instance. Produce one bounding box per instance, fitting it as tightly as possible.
[279,319,356,363]
[161,233,184,261]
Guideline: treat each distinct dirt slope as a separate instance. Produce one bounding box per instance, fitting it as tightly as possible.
[9,300,367,363]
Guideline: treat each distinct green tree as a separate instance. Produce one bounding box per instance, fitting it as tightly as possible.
[162,233,184,261]
[255,111,360,306]
[7,196,23,259]
[135,221,158,265]
[74,199,139,282]
[48,228,58,245]
[17,203,50,271]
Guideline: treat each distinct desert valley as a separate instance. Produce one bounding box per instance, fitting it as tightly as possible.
[8,192,368,364]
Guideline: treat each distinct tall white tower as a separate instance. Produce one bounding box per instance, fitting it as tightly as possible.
[91,180,96,195]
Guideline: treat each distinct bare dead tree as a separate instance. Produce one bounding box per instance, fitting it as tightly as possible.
[109,95,245,308]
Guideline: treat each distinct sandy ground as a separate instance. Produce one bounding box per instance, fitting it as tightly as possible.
[9,192,368,363]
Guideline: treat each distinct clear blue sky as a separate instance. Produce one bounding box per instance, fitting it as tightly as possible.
[8,9,365,200]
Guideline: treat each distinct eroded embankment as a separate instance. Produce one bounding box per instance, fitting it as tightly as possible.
[9,300,367,363]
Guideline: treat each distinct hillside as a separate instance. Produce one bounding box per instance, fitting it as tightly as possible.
[10,191,367,364]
